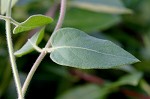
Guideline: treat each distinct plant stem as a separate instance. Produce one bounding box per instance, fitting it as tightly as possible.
[0,15,10,20]
[22,0,67,96]
[10,18,20,26]
[45,0,66,48]
[5,0,23,99]
[0,15,20,26]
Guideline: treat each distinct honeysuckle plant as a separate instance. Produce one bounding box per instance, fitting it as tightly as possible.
[0,0,140,99]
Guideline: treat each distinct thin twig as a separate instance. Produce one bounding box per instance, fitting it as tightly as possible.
[45,0,66,48]
[0,15,20,26]
[10,18,20,26]
[70,69,104,85]
[46,1,59,18]
[5,0,23,99]
[22,0,67,96]
[121,89,150,99]
[0,15,10,20]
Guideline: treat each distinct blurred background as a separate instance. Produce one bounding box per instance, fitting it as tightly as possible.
[0,0,150,99]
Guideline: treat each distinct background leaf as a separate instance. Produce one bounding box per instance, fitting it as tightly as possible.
[13,15,53,34]
[14,28,44,57]
[61,8,121,33]
[57,72,142,99]
[57,84,102,99]
[111,72,143,87]
[69,0,132,14]
[50,28,139,69]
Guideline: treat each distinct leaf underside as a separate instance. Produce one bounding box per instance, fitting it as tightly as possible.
[50,28,139,69]
[14,27,45,57]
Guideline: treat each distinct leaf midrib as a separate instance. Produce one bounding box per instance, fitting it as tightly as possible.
[51,46,137,60]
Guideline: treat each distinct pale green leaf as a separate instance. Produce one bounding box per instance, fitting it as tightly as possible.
[1,0,18,15]
[50,28,139,69]
[69,0,132,14]
[14,28,45,57]
[13,15,53,34]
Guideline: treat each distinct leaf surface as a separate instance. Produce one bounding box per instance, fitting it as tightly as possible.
[13,15,53,34]
[69,0,132,14]
[50,28,139,69]
[14,28,44,57]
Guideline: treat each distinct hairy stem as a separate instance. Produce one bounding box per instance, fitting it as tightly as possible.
[5,0,23,99]
[0,15,20,26]
[22,0,67,96]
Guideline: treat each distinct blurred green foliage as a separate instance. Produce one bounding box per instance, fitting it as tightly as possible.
[0,0,150,99]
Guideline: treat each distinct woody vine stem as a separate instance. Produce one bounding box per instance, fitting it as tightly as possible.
[22,0,66,97]
[5,0,23,99]
[3,0,66,98]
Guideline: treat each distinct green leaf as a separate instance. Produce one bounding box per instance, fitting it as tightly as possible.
[57,84,102,99]
[62,8,121,32]
[14,27,45,57]
[57,72,142,99]
[112,72,143,87]
[1,0,18,15]
[69,0,132,14]
[13,15,53,34]
[50,28,139,69]
[99,72,143,98]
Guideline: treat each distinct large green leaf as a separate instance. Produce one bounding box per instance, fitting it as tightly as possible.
[13,15,53,34]
[14,28,45,57]
[62,8,121,33]
[50,28,139,69]
[69,0,132,14]
[1,0,18,15]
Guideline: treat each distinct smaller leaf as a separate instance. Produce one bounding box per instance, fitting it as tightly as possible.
[13,15,53,34]
[14,27,45,57]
